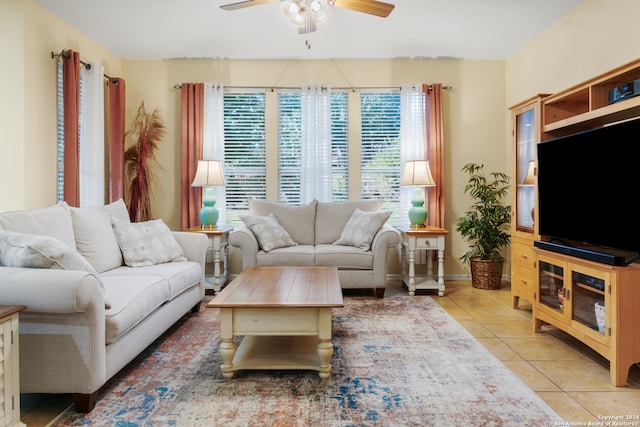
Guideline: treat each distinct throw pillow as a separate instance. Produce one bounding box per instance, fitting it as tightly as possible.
[333,208,392,251]
[247,199,317,245]
[0,201,76,249]
[240,213,298,252]
[0,230,111,308]
[71,205,124,273]
[111,217,187,267]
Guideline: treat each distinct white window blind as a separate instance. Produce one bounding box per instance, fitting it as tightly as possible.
[277,89,348,204]
[360,89,402,226]
[56,60,85,203]
[223,89,266,225]
[56,60,65,202]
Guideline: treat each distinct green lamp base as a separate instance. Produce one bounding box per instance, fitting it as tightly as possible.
[408,187,427,228]
[200,187,219,228]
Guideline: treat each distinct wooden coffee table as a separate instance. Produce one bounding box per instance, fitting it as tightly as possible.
[206,266,344,379]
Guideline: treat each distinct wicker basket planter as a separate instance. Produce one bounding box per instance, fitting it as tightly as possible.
[470,258,503,290]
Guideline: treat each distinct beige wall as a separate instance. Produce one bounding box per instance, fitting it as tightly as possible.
[0,0,122,211]
[0,0,26,211]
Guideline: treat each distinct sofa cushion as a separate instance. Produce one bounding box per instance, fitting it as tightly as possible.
[241,213,297,252]
[103,274,170,344]
[333,208,392,251]
[71,199,130,273]
[0,202,76,249]
[315,244,374,269]
[315,200,382,244]
[112,217,187,267]
[248,199,317,245]
[0,230,111,308]
[102,261,203,300]
[256,244,316,266]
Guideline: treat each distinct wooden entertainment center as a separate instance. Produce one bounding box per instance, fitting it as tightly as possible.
[510,58,640,386]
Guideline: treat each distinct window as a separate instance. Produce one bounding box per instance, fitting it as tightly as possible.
[360,90,402,226]
[277,89,348,205]
[223,89,266,225]
[219,87,403,228]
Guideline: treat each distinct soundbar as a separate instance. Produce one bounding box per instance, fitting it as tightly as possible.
[534,240,627,266]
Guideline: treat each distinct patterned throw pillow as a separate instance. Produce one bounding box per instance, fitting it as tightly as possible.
[333,208,392,251]
[0,230,111,308]
[111,217,187,267]
[240,213,298,252]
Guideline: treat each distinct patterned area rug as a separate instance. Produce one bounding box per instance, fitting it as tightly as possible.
[50,295,562,426]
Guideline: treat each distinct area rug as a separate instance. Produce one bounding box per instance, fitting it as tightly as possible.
[49,295,562,426]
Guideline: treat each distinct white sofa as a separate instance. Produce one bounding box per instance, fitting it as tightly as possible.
[0,200,207,412]
[230,199,401,298]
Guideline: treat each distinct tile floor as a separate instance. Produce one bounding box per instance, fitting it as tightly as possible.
[21,280,640,426]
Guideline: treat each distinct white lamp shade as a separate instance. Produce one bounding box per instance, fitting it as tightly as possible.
[522,160,535,185]
[401,160,436,187]
[191,160,226,187]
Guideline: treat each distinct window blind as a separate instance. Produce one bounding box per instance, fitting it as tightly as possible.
[360,89,402,226]
[223,89,267,225]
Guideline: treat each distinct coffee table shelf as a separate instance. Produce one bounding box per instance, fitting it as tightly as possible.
[232,335,324,372]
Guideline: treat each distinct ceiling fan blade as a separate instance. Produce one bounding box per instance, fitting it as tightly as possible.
[332,0,395,17]
[220,0,278,11]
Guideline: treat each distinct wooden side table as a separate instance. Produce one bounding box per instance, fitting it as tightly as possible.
[399,226,448,296]
[1,305,27,427]
[184,226,232,294]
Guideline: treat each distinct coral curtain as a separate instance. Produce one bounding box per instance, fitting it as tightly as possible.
[79,62,105,206]
[109,78,126,202]
[180,83,205,230]
[62,50,80,207]
[423,83,445,228]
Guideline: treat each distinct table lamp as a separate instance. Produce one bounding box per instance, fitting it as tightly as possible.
[401,160,436,228]
[191,160,225,229]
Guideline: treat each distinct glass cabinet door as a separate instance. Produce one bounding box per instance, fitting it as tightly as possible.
[571,271,607,335]
[538,260,564,313]
[514,107,536,232]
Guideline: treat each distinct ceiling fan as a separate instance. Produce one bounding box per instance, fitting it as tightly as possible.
[220,0,395,34]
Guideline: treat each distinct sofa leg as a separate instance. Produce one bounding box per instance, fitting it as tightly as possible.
[375,288,385,298]
[191,301,201,313]
[72,391,98,413]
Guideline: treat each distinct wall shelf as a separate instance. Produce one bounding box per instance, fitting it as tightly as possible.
[542,58,640,137]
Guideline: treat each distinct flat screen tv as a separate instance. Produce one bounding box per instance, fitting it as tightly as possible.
[536,117,640,266]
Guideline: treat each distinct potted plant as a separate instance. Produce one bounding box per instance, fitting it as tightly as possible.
[455,163,511,289]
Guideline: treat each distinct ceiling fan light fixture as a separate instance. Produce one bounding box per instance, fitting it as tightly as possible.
[281,0,329,29]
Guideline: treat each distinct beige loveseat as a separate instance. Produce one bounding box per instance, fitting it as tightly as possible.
[0,200,207,412]
[230,199,401,297]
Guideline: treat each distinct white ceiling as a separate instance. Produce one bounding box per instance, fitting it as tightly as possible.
[36,0,583,60]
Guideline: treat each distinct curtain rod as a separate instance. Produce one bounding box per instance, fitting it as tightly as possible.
[172,84,452,91]
[51,50,117,83]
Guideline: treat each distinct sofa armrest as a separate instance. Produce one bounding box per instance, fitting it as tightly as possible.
[229,226,259,269]
[0,267,108,395]
[0,267,106,314]
[370,224,401,269]
[172,231,208,266]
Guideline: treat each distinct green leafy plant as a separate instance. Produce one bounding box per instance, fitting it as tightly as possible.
[456,163,511,263]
